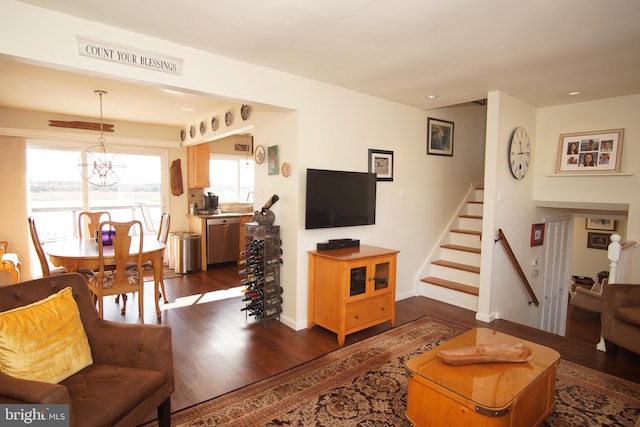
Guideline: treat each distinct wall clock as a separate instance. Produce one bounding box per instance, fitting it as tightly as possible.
[509,127,531,179]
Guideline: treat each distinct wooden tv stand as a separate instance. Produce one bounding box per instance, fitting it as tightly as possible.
[308,245,399,345]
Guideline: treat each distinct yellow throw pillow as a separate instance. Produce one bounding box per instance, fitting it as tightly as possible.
[0,287,93,383]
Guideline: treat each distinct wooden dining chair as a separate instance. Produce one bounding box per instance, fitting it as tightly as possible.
[124,213,170,319]
[137,202,156,233]
[83,220,145,322]
[28,217,67,277]
[78,211,111,239]
[0,241,21,284]
[154,213,171,303]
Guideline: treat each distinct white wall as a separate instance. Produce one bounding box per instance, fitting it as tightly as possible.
[0,137,30,277]
[534,94,640,282]
[479,91,540,325]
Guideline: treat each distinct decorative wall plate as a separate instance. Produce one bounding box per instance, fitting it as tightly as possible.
[211,116,219,131]
[254,145,265,164]
[225,111,233,127]
[180,128,186,142]
[282,162,291,177]
[199,121,206,135]
[241,104,250,120]
[189,124,196,138]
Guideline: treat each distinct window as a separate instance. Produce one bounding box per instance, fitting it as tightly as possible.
[208,154,254,203]
[27,143,164,242]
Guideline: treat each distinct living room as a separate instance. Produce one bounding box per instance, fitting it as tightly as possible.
[1,2,640,424]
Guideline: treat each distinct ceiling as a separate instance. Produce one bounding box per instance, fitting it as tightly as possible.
[4,0,640,127]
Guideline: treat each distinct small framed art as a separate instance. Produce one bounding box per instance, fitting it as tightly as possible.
[427,117,454,156]
[587,232,610,250]
[586,218,615,231]
[267,145,279,175]
[531,223,545,247]
[368,149,394,181]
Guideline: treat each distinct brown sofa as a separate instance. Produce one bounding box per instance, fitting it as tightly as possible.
[602,283,640,356]
[0,273,174,427]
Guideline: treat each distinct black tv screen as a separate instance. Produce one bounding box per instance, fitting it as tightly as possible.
[305,168,377,229]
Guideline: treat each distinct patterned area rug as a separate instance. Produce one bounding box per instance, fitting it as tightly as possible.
[149,317,640,427]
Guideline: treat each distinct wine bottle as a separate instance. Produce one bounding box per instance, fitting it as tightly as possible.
[261,194,279,213]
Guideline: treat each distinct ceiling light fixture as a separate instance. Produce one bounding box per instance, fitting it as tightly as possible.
[426,94,438,99]
[78,90,126,187]
[568,91,581,96]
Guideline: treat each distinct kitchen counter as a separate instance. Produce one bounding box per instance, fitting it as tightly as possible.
[188,213,254,271]
[189,212,253,218]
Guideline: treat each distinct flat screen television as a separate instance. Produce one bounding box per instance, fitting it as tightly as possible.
[305,168,377,229]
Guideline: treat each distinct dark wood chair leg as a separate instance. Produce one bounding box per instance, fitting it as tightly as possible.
[157,397,171,427]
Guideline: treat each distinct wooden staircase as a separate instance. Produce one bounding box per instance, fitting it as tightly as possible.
[420,186,483,310]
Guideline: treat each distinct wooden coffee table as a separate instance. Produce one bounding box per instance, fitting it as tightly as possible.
[405,328,560,427]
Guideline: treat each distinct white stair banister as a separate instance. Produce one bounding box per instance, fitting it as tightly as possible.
[607,234,622,285]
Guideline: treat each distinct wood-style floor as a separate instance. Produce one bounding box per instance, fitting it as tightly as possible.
[102,264,640,418]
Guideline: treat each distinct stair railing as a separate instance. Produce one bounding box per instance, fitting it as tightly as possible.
[607,234,638,284]
[496,228,539,306]
[596,233,637,352]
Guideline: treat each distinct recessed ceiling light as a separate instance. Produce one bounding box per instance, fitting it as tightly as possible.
[180,107,196,112]
[425,94,438,99]
[568,91,581,96]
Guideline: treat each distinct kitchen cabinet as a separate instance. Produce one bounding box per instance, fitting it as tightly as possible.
[187,144,210,188]
[308,245,399,345]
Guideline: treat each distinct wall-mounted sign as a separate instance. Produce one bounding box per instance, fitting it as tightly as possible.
[77,36,183,75]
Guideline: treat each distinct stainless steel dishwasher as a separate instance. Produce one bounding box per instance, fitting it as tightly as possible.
[206,217,240,265]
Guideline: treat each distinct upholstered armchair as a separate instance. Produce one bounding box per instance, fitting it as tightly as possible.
[0,273,174,427]
[602,283,640,356]
[569,278,607,314]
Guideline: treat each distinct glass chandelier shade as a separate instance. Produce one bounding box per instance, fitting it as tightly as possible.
[78,90,126,187]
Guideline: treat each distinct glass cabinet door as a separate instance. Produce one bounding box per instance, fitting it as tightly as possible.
[373,261,390,291]
[349,266,367,296]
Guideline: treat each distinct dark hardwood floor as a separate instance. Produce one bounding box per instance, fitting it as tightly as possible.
[102,264,640,419]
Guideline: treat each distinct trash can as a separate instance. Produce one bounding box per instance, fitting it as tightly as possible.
[167,232,178,270]
[173,232,200,274]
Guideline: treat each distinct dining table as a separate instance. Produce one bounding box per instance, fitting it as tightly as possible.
[46,235,166,320]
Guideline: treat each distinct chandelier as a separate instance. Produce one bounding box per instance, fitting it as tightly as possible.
[78,90,126,186]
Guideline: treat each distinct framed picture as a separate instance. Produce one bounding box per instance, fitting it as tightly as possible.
[368,149,394,181]
[556,128,624,174]
[587,232,611,250]
[427,117,454,156]
[234,142,252,153]
[586,218,615,231]
[267,145,279,175]
[530,223,545,247]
